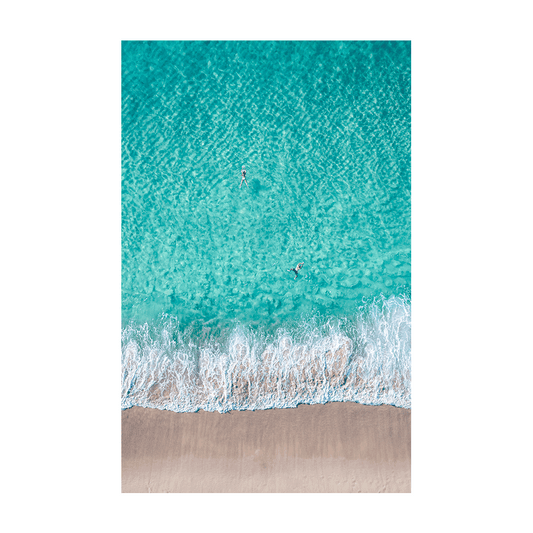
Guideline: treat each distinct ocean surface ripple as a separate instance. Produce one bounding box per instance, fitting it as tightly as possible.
[121,41,411,411]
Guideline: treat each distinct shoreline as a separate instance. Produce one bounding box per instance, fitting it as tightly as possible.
[122,401,410,492]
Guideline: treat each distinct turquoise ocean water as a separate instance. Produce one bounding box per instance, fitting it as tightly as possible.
[121,41,411,412]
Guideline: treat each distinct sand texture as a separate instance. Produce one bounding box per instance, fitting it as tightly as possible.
[122,402,410,493]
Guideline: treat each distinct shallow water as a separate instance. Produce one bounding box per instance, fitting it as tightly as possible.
[121,41,411,411]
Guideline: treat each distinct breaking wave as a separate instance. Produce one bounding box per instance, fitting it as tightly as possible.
[121,294,411,412]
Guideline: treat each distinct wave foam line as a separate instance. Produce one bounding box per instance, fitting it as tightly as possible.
[121,295,411,412]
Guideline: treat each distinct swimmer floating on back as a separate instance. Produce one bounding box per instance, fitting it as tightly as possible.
[239,166,248,188]
[287,262,304,280]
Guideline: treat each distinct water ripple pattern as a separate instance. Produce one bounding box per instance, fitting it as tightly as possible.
[122,41,411,411]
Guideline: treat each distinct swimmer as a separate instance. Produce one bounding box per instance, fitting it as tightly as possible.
[239,166,249,188]
[287,262,304,280]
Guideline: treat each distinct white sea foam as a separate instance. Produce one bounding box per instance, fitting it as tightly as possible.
[121,294,411,412]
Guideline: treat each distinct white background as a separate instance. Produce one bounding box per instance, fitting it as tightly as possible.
[101,20,431,513]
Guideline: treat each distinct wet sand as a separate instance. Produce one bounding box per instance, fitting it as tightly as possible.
[122,402,410,492]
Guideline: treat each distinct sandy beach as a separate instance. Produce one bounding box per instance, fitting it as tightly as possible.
[122,402,410,492]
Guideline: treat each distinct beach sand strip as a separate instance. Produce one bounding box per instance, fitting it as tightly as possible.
[122,402,411,493]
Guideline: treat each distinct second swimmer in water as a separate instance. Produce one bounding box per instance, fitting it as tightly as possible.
[287,262,304,280]
[240,166,248,188]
